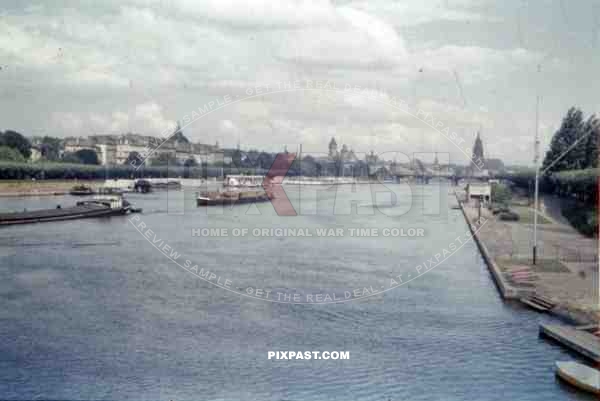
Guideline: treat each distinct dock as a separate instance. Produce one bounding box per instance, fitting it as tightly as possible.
[540,323,600,362]
[454,191,520,299]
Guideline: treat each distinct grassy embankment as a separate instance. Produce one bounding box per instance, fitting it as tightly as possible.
[0,179,104,196]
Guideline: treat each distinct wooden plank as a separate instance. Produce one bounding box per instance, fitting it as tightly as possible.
[540,324,600,362]
[520,298,549,312]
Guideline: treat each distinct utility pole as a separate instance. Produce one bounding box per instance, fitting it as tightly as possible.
[533,94,540,265]
[478,195,482,225]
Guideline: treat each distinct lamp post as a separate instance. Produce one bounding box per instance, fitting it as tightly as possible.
[533,95,540,265]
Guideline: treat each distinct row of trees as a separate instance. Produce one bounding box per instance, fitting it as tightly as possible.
[0,130,102,165]
[542,107,598,173]
[525,107,599,236]
[0,130,32,161]
[0,161,227,180]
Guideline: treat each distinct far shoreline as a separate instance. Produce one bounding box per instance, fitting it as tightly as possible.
[0,179,105,197]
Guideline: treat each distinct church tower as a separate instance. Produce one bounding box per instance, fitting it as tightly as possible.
[328,137,338,158]
[470,131,484,173]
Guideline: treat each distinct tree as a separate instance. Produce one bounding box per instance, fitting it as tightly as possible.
[583,115,599,168]
[74,149,99,165]
[0,146,26,162]
[150,151,179,166]
[542,107,585,174]
[491,183,512,206]
[38,136,62,160]
[315,163,322,177]
[0,130,31,159]
[257,152,275,170]
[183,157,198,167]
[124,151,141,165]
[61,152,81,164]
[300,155,317,176]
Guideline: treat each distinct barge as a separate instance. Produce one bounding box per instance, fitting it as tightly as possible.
[69,184,95,196]
[197,190,270,206]
[0,196,141,226]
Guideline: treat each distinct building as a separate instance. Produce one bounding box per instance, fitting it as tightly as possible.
[468,131,485,175]
[62,133,224,166]
[466,182,491,204]
[29,146,42,162]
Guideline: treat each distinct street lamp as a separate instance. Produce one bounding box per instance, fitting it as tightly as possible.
[532,95,540,265]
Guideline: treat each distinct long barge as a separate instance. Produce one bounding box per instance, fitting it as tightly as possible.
[0,196,140,226]
[197,190,270,206]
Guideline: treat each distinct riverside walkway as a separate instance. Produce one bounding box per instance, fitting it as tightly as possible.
[457,191,598,324]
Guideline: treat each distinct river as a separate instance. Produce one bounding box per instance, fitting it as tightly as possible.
[0,183,593,400]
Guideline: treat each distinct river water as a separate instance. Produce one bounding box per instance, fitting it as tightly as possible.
[0,183,593,400]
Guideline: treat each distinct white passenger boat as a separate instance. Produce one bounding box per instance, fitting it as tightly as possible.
[223,175,264,188]
[555,361,600,395]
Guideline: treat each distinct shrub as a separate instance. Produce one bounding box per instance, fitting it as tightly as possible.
[0,146,26,162]
[491,182,512,206]
[561,204,598,237]
[499,211,520,221]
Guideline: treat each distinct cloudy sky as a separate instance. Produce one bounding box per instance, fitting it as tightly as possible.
[1,0,599,165]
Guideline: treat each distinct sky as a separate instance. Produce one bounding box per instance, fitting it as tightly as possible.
[0,0,599,165]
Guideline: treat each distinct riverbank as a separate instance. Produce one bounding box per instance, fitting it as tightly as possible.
[456,189,598,325]
[0,180,108,197]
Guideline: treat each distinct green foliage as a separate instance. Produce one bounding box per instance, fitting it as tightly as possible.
[60,149,99,165]
[0,130,31,159]
[491,183,512,206]
[38,136,62,160]
[124,151,141,165]
[584,116,599,168]
[149,151,180,166]
[183,157,197,167]
[61,152,81,164]
[499,211,520,221]
[561,203,598,237]
[542,108,597,173]
[74,149,99,165]
[0,146,26,162]
[0,161,221,180]
[548,168,598,203]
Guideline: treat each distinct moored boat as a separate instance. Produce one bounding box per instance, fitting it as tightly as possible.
[556,361,600,395]
[69,184,95,196]
[197,189,270,206]
[0,195,141,226]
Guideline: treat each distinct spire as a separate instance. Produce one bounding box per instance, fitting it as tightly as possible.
[470,130,485,172]
[328,137,338,158]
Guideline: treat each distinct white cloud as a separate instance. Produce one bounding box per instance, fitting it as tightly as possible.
[50,102,175,136]
[0,0,595,165]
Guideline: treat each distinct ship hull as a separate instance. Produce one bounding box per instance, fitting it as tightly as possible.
[197,195,270,207]
[0,205,128,226]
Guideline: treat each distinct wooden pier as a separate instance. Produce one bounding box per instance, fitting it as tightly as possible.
[540,323,600,362]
